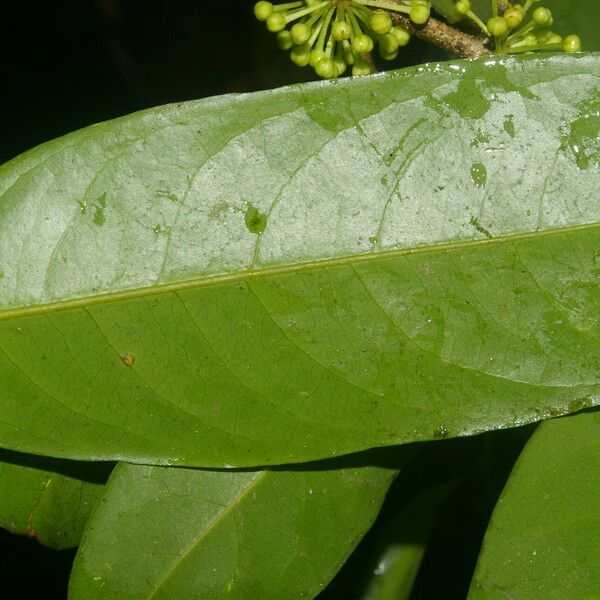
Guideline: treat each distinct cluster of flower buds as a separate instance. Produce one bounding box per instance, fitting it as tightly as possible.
[456,0,581,54]
[254,0,432,78]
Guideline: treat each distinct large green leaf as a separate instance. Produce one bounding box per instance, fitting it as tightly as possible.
[0,451,110,548]
[68,456,399,600]
[1,54,599,466]
[469,410,600,599]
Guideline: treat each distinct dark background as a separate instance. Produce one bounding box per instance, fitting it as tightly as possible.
[1,0,298,165]
[0,2,514,599]
[0,0,446,165]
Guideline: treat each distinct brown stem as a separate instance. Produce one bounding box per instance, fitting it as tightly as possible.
[361,51,379,72]
[390,13,491,59]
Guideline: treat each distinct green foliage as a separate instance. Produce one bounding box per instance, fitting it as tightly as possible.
[0,3,599,595]
[0,453,110,549]
[1,55,599,469]
[69,455,401,599]
[470,411,600,598]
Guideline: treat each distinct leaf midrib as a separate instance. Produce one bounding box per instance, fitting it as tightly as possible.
[1,220,598,322]
[143,469,269,600]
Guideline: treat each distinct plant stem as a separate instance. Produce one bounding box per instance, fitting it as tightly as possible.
[390,13,491,58]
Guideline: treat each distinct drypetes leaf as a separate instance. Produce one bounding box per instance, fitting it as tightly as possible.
[0,54,599,466]
[68,458,398,600]
[0,451,110,548]
[469,410,600,599]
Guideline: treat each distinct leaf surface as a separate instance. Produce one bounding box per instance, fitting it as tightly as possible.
[469,410,600,599]
[1,55,599,466]
[0,452,110,548]
[69,459,398,600]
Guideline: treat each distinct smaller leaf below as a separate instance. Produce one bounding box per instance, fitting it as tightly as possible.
[69,456,400,600]
[469,410,600,599]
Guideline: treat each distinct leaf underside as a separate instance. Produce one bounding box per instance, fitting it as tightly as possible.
[0,54,599,466]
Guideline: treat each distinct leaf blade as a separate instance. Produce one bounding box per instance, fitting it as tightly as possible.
[69,460,398,600]
[1,55,599,465]
[0,452,110,548]
[469,410,600,599]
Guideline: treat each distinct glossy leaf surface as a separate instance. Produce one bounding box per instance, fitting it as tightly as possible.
[1,55,599,466]
[469,411,600,599]
[0,452,110,548]
[69,459,398,599]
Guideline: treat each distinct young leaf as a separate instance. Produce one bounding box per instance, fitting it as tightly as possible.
[68,458,399,599]
[0,452,110,548]
[0,55,599,466]
[469,410,600,599]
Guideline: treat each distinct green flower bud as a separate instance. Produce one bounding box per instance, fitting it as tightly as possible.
[266,12,286,32]
[352,58,373,76]
[334,55,347,76]
[391,26,411,47]
[371,10,392,35]
[254,1,273,22]
[291,22,311,45]
[487,16,509,37]
[455,0,470,15]
[504,7,523,28]
[532,7,552,26]
[524,33,538,46]
[410,4,430,25]
[563,34,581,52]
[379,33,399,55]
[315,57,337,78]
[380,50,399,61]
[310,48,327,68]
[352,33,374,53]
[277,30,293,50]
[343,41,354,65]
[535,29,554,43]
[291,43,311,66]
[332,20,352,41]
